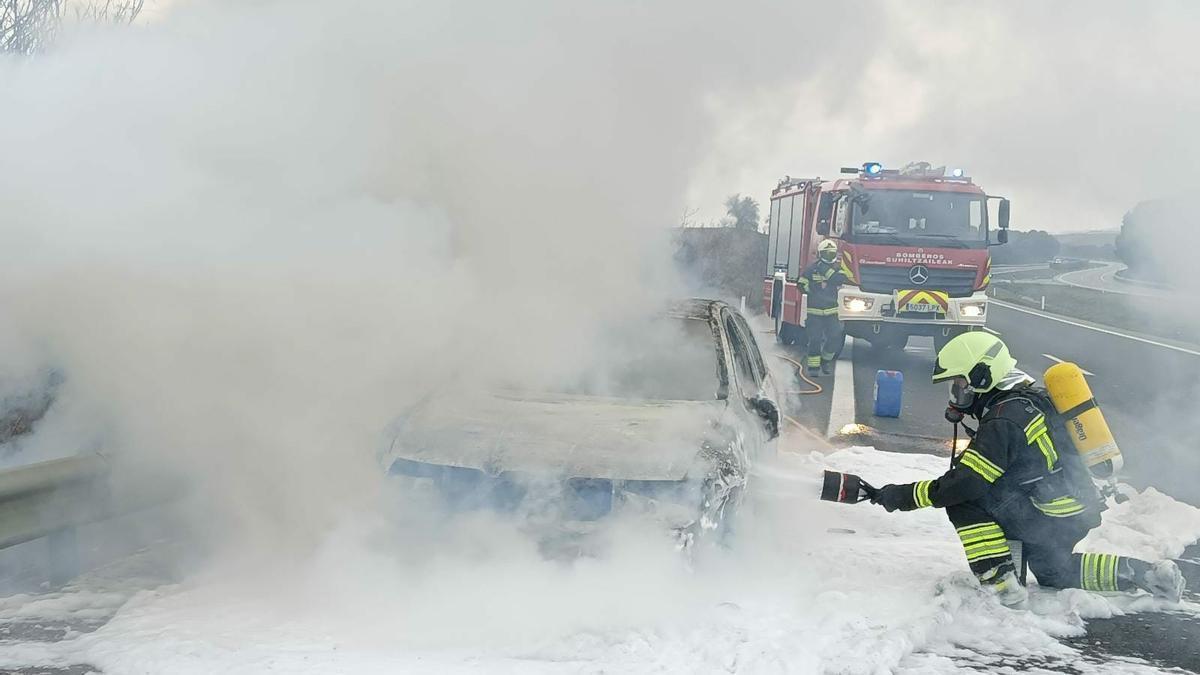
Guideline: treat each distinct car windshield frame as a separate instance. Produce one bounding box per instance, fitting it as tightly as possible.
[544,316,726,402]
[849,189,989,249]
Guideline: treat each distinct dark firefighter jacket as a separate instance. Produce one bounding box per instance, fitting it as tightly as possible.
[797,260,848,316]
[884,385,1099,521]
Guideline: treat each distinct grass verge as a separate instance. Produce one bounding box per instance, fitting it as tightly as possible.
[991,282,1197,346]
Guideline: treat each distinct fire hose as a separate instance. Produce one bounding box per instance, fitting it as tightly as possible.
[775,354,823,395]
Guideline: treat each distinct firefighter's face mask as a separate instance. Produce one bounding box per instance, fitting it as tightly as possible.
[948,375,976,410]
[819,250,838,264]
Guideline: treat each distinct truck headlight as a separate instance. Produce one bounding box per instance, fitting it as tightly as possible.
[843,296,874,312]
[960,302,986,317]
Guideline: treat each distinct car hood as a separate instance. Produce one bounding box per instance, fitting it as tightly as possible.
[386,391,729,481]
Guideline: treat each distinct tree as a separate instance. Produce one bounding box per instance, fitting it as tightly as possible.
[1,0,62,55]
[1,0,141,56]
[989,229,1061,265]
[724,194,760,231]
[1114,195,1199,287]
[73,0,143,25]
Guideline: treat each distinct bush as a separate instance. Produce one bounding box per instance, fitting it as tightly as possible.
[990,229,1061,265]
[1115,195,1199,289]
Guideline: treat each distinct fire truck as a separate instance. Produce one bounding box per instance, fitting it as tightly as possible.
[764,162,1010,352]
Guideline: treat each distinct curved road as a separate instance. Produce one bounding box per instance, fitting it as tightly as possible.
[1056,262,1173,298]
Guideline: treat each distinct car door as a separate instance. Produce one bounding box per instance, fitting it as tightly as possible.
[732,311,778,404]
[720,309,773,456]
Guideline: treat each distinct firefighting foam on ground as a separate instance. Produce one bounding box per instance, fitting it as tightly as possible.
[3,1,1200,673]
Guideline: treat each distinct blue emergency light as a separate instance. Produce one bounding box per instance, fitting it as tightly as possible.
[863,162,883,176]
[950,168,965,177]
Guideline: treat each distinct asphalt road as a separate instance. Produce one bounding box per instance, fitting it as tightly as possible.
[808,304,1200,671]
[992,263,1051,275]
[986,301,1200,503]
[1056,262,1172,298]
[834,302,1200,505]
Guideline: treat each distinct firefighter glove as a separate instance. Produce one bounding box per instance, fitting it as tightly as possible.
[872,484,915,512]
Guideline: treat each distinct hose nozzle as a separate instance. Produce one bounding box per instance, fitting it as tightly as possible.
[820,470,877,504]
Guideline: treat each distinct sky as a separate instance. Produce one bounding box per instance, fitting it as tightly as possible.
[681,2,1200,233]
[131,1,1200,233]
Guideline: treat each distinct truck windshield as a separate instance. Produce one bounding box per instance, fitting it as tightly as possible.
[851,190,987,248]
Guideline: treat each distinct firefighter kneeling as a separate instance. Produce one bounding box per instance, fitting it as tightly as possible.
[871,333,1185,607]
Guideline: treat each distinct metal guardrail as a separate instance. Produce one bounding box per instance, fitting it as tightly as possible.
[0,455,110,550]
[0,455,175,585]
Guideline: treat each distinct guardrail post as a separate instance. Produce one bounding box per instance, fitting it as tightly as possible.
[47,526,80,587]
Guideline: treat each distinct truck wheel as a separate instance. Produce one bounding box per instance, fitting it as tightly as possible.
[870,334,907,352]
[779,322,804,346]
[828,335,846,361]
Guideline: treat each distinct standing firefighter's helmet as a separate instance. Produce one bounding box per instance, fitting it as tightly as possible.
[818,239,838,264]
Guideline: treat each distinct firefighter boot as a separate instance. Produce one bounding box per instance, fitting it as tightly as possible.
[1122,559,1186,602]
[979,568,1028,608]
[806,356,821,378]
[820,359,834,376]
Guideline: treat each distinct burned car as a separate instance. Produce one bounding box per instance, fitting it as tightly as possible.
[378,299,781,547]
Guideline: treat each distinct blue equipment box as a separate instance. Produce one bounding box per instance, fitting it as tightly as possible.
[874,370,903,418]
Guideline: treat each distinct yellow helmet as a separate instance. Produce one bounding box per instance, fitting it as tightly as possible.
[933,332,1016,390]
[818,239,838,263]
[933,332,1019,410]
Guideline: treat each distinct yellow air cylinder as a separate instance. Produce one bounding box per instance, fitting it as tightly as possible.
[1043,362,1123,478]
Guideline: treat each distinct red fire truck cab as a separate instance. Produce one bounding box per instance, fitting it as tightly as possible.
[764,162,1010,352]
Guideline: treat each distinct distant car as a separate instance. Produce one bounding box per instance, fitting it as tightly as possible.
[1050,256,1087,271]
[378,299,781,548]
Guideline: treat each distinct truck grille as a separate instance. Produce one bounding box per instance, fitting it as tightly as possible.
[858,266,979,297]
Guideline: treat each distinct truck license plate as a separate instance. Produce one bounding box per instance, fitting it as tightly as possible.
[908,302,939,312]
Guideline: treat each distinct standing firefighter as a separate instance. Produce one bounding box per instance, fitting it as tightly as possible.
[870,332,1185,606]
[798,239,847,377]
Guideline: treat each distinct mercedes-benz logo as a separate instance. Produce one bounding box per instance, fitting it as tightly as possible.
[909,264,930,285]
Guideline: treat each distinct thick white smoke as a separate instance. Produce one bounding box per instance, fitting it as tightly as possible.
[1,2,1199,665]
[0,0,876,548]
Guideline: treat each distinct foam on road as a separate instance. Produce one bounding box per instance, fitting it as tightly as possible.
[4,445,1199,674]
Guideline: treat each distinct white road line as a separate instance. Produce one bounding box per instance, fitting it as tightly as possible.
[981,326,1001,335]
[826,336,856,438]
[990,299,1200,357]
[1057,262,1168,298]
[1042,353,1096,376]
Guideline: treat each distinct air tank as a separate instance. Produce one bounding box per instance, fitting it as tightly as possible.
[1043,361,1123,477]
